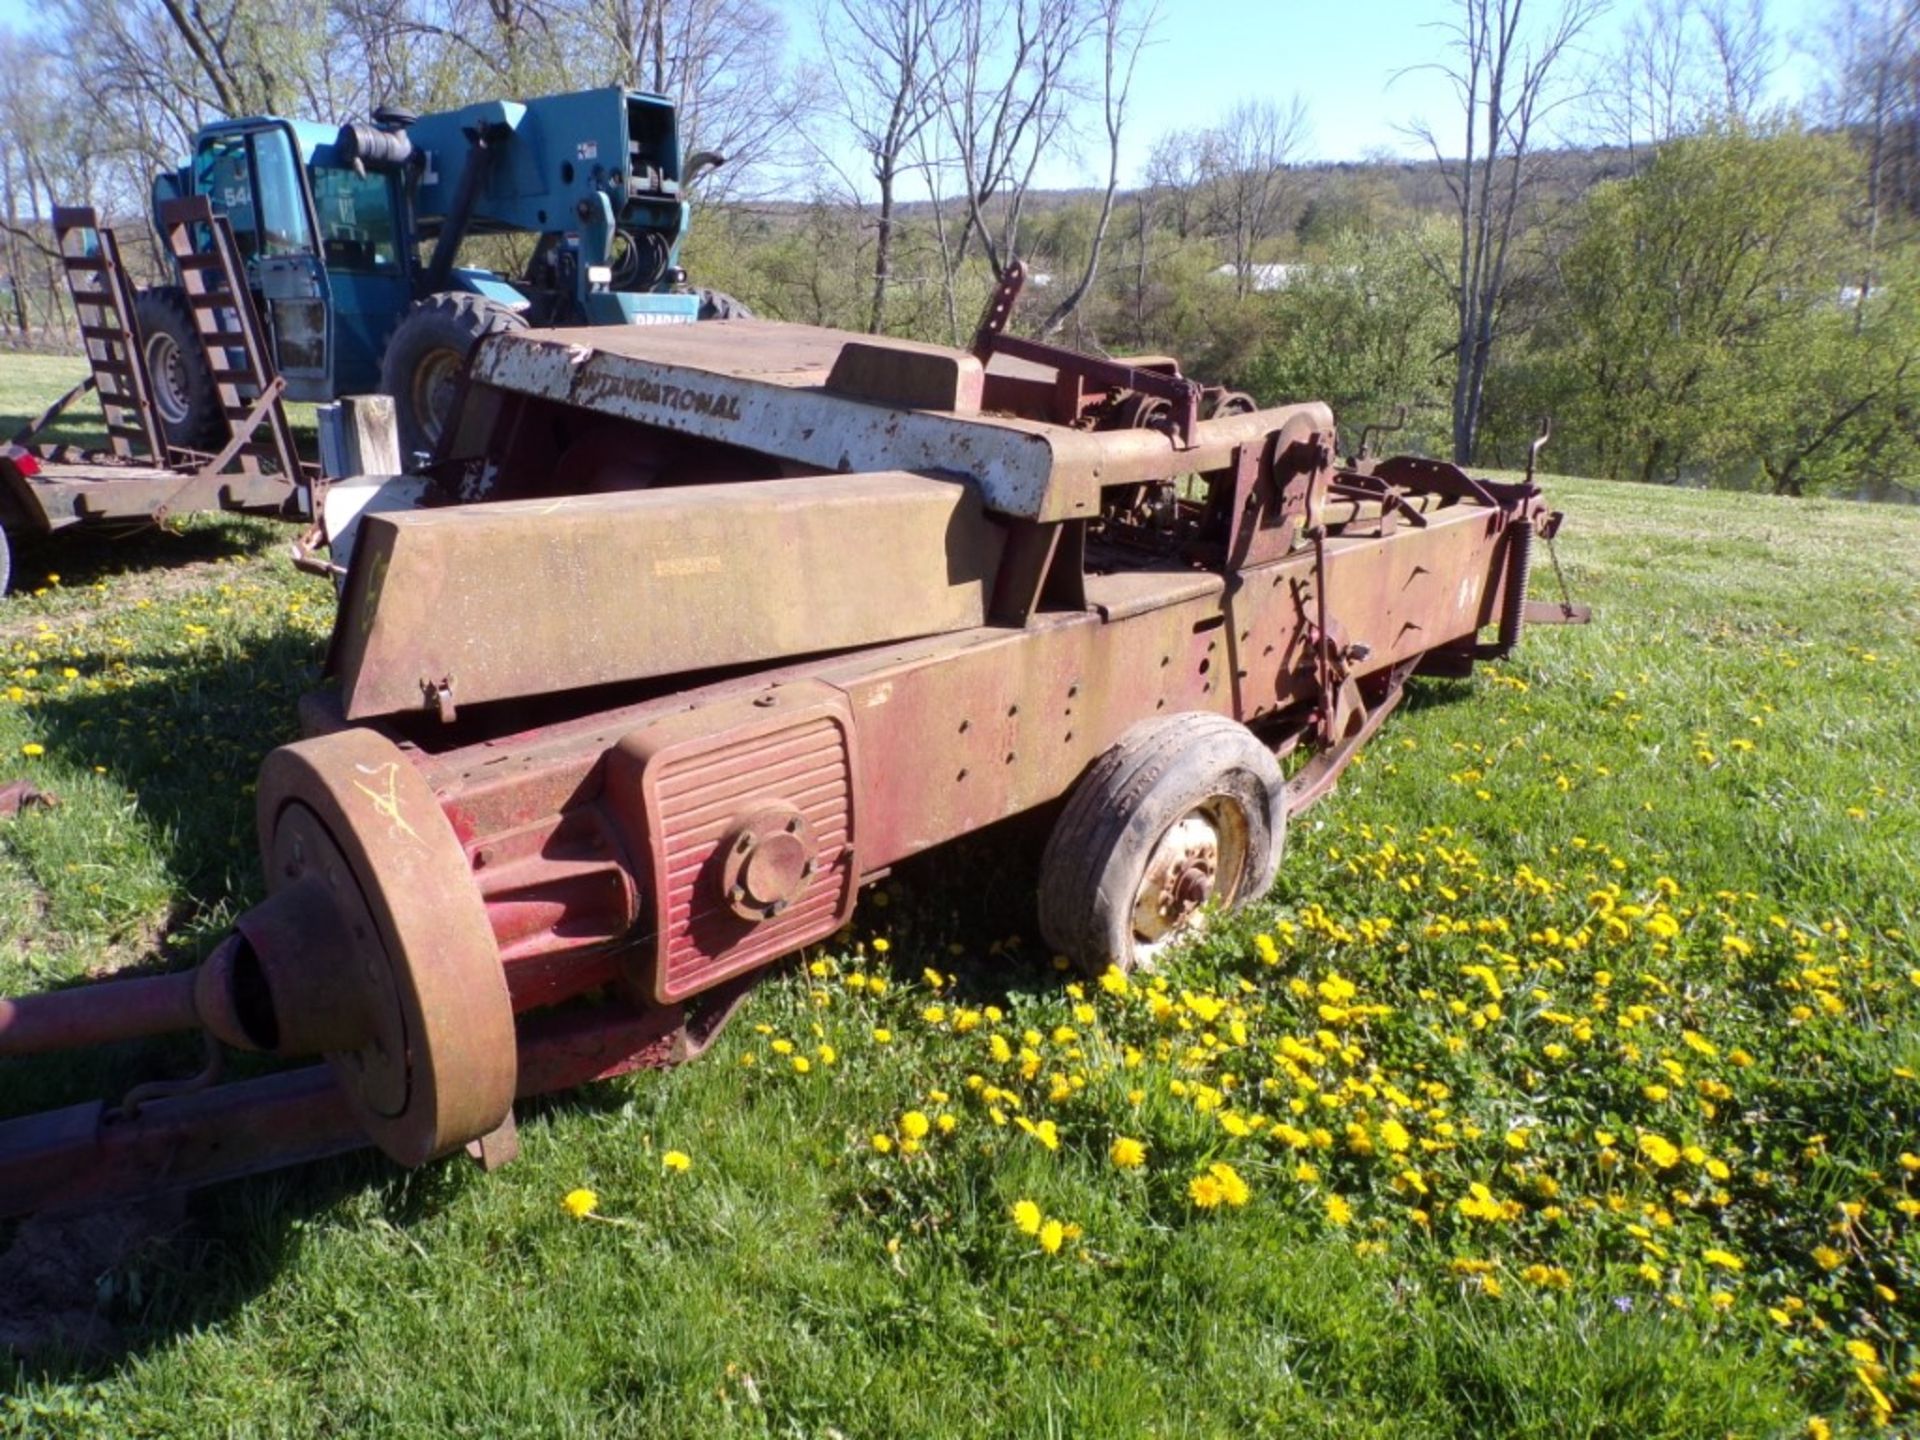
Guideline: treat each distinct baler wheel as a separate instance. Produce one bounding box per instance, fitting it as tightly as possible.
[134,285,226,449]
[255,728,517,1166]
[381,293,528,462]
[1038,713,1285,976]
[0,527,11,597]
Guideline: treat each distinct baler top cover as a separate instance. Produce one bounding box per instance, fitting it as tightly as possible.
[454,319,1334,522]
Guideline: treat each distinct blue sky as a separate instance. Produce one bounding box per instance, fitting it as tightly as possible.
[0,0,1833,185]
[783,0,1832,187]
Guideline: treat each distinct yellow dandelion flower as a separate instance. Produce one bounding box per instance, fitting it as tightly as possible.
[1037,1219,1065,1255]
[1637,1133,1681,1169]
[1189,1174,1225,1209]
[1210,1162,1250,1207]
[1015,1117,1060,1151]
[1110,1136,1147,1169]
[1811,1244,1845,1271]
[1702,1248,1743,1272]
[20,743,42,757]
[1325,1193,1352,1226]
[1012,1199,1042,1235]
[562,1188,599,1218]
[871,1133,894,1154]
[900,1110,931,1140]
[662,1150,692,1172]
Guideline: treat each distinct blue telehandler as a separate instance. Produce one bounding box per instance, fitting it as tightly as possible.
[137,86,743,457]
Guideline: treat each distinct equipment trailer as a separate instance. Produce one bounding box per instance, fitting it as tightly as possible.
[0,267,1585,1213]
[0,203,312,590]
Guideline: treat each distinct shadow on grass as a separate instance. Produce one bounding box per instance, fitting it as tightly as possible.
[1399,674,1477,715]
[4,519,276,600]
[25,621,322,900]
[0,622,325,1141]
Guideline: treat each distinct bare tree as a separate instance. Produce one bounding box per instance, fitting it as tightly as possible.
[1601,0,1693,159]
[907,119,969,344]
[1405,0,1604,464]
[1598,0,1774,162]
[819,0,959,332]
[930,0,1097,280]
[1699,0,1773,116]
[1143,127,1210,241]
[1036,0,1157,335]
[1818,0,1920,318]
[1200,96,1308,299]
[595,0,814,199]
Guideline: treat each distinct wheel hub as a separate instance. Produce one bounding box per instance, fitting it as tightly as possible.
[412,348,464,448]
[146,333,190,426]
[1134,814,1221,940]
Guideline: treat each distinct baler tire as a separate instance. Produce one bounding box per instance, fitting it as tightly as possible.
[1038,713,1285,977]
[0,526,11,597]
[695,288,753,320]
[134,286,226,450]
[381,293,528,463]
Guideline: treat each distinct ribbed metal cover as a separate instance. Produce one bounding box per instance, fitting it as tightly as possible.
[643,707,855,1004]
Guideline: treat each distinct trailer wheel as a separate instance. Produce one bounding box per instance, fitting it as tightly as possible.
[134,286,225,449]
[381,293,528,462]
[1039,713,1285,976]
[0,527,11,597]
[696,288,754,320]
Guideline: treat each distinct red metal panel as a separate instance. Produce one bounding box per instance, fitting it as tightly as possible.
[606,687,858,1005]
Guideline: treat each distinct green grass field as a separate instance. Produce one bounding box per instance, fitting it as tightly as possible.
[0,369,1916,1438]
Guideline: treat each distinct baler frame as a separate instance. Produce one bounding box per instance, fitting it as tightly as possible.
[0,282,1587,1217]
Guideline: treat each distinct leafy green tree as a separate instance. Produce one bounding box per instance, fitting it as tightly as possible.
[1237,222,1456,452]
[1736,259,1920,497]
[1546,122,1883,491]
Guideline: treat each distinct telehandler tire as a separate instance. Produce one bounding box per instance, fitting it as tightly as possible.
[1039,712,1285,976]
[381,294,528,462]
[135,286,226,450]
[695,288,753,320]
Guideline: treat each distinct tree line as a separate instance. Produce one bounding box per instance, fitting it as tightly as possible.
[2,0,1917,497]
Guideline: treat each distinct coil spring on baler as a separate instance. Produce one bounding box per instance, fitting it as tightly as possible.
[1488,518,1535,660]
